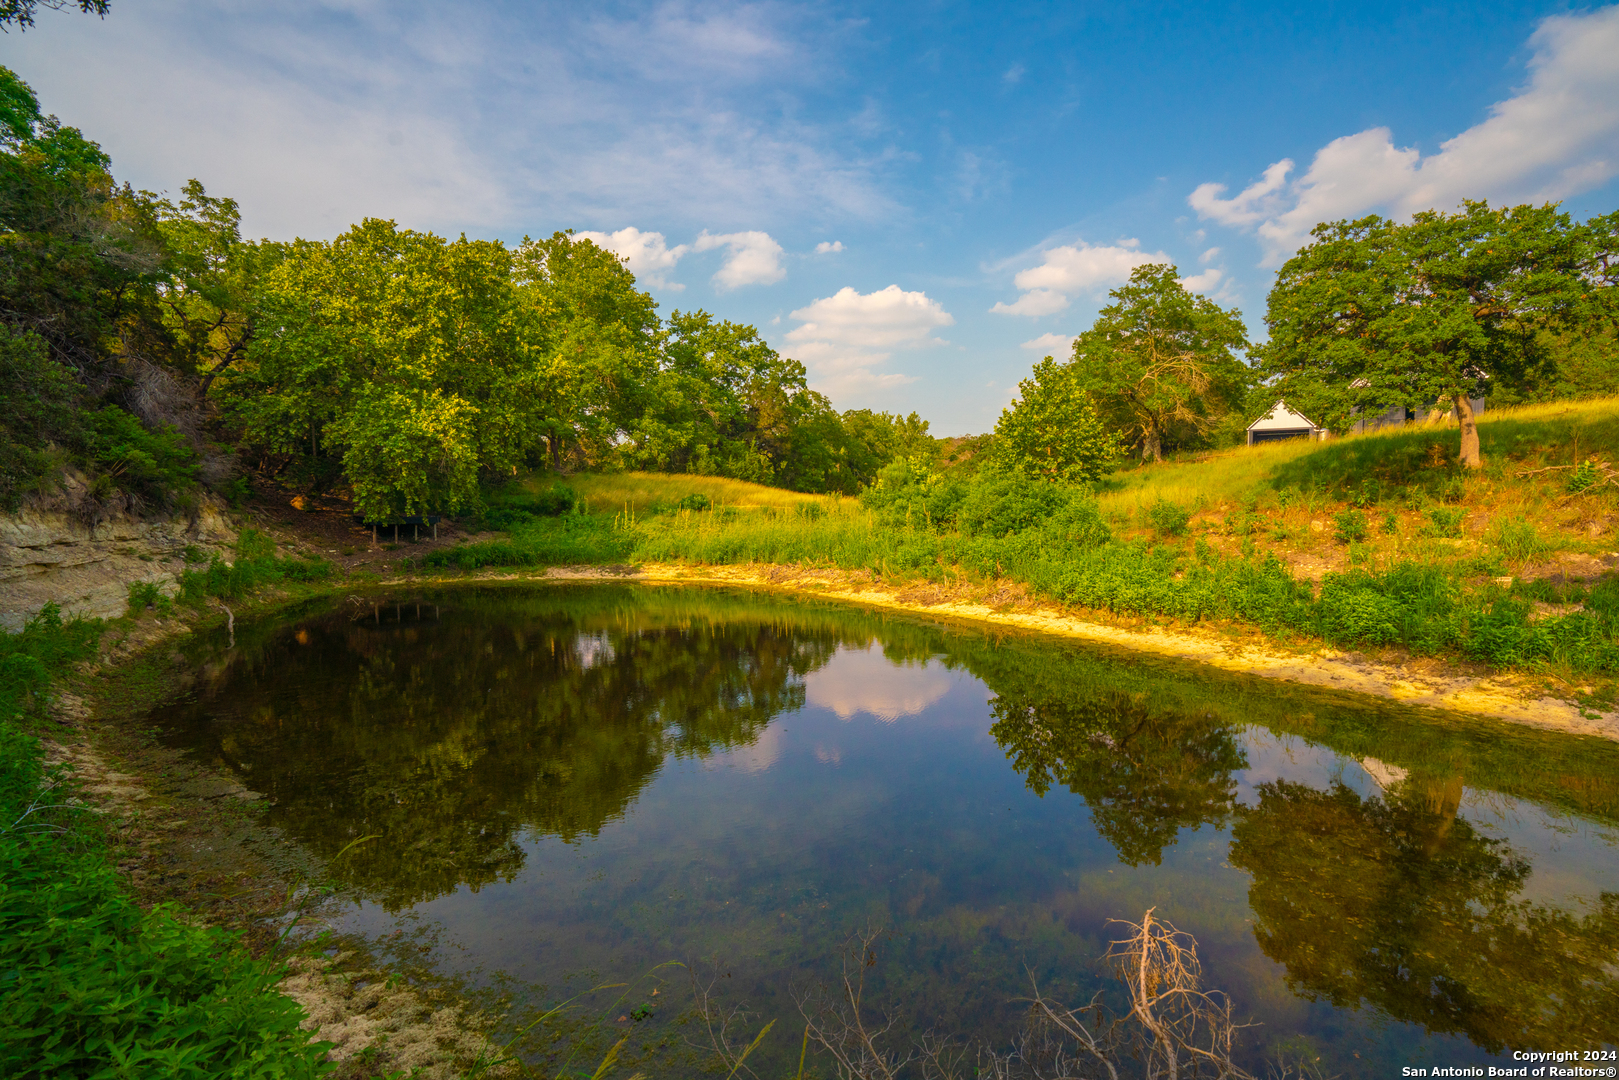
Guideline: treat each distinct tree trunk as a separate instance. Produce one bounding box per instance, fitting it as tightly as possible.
[1143,426,1163,463]
[1454,393,1482,469]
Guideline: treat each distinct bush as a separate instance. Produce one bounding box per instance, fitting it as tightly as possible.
[82,406,199,507]
[957,471,1074,538]
[1145,498,1190,538]
[126,581,171,615]
[1332,508,1368,545]
[0,328,83,510]
[1422,507,1465,538]
[678,493,713,511]
[529,481,578,516]
[177,529,331,603]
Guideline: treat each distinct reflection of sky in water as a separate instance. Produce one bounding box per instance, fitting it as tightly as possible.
[803,646,961,723]
[153,590,1619,1075]
[716,646,969,772]
[1235,728,1619,913]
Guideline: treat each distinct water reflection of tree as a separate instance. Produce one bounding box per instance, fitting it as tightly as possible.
[1229,779,1619,1053]
[989,691,1247,866]
[192,607,842,908]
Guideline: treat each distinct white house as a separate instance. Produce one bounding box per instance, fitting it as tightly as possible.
[1246,400,1327,446]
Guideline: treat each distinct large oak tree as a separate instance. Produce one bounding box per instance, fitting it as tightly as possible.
[1260,201,1592,469]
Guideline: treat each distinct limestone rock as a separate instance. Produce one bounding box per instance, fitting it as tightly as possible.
[0,498,236,630]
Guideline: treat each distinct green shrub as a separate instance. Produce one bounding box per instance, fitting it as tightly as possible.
[0,605,100,723]
[1144,497,1190,538]
[1380,511,1400,536]
[1567,460,1602,494]
[957,471,1072,538]
[1332,508,1369,545]
[82,406,199,506]
[0,329,83,511]
[1422,507,1465,538]
[678,493,713,512]
[178,529,331,603]
[126,581,171,615]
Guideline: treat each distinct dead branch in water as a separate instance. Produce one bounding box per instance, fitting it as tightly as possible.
[753,912,1325,1080]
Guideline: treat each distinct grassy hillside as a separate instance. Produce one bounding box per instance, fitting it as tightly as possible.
[425,398,1619,689]
[1096,398,1619,574]
[518,471,829,516]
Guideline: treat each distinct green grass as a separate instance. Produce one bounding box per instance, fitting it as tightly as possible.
[1094,397,1619,517]
[558,471,830,516]
[0,606,332,1078]
[422,398,1619,680]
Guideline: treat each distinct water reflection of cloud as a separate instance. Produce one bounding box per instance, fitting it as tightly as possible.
[804,646,954,723]
[574,634,615,668]
[717,725,785,774]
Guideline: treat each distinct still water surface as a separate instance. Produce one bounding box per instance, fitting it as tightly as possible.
[152,584,1619,1075]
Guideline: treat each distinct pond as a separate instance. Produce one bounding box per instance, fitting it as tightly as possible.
[150,584,1619,1077]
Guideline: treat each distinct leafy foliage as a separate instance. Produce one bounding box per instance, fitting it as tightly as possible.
[992,356,1118,482]
[1261,201,1603,468]
[1068,263,1253,461]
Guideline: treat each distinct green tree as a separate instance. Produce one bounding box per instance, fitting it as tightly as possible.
[992,355,1117,482]
[512,232,662,469]
[1261,201,1588,469]
[1068,263,1252,461]
[232,220,537,518]
[840,408,936,487]
[151,180,267,396]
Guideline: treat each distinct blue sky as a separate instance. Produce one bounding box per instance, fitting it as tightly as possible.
[6,0,1618,434]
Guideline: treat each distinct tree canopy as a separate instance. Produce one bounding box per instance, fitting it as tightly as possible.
[992,356,1117,483]
[1261,201,1599,469]
[0,66,948,519]
[1067,263,1252,462]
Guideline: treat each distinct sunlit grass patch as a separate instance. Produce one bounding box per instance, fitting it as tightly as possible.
[1095,395,1619,521]
[532,471,831,515]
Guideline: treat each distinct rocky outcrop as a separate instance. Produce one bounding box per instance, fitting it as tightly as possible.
[0,499,236,630]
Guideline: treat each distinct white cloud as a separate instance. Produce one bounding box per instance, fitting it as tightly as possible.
[785,285,953,399]
[573,226,689,289]
[1020,332,1075,354]
[1179,267,1223,293]
[1199,246,1221,264]
[805,647,955,723]
[814,240,845,254]
[1003,63,1025,85]
[991,240,1168,316]
[694,230,786,288]
[2,1,893,240]
[1189,6,1619,265]
[992,288,1070,316]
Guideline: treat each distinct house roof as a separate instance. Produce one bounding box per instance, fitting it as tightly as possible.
[1246,399,1321,432]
